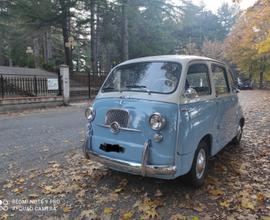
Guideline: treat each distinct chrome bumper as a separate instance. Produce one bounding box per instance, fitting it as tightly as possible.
[84,138,176,176]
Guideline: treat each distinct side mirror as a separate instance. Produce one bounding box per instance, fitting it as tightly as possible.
[232,85,240,93]
[185,87,198,99]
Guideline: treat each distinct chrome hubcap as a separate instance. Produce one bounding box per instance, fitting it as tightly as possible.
[237,126,242,140]
[196,148,206,179]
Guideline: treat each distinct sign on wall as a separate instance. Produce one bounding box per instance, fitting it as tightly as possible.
[47,78,59,90]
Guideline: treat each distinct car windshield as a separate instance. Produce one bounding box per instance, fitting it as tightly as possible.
[101,61,181,94]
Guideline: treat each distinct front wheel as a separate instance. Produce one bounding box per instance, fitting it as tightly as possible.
[232,124,243,145]
[82,137,90,159]
[185,141,209,187]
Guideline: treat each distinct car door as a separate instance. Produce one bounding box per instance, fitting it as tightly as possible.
[178,62,217,156]
[211,63,235,152]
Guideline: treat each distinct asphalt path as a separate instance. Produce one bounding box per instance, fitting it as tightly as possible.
[0,105,87,182]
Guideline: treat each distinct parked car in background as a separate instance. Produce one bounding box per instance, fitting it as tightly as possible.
[82,55,245,187]
[237,76,253,90]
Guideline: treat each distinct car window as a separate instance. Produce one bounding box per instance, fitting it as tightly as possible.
[185,63,211,96]
[211,64,230,95]
[101,61,181,94]
[228,69,237,88]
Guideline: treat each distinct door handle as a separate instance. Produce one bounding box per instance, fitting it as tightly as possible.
[181,108,190,112]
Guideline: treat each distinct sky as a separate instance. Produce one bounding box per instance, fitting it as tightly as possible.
[172,0,257,12]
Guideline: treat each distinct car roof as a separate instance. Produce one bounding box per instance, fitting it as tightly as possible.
[119,55,222,66]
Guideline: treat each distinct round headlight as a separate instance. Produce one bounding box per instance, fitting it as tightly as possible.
[149,113,166,130]
[85,107,95,121]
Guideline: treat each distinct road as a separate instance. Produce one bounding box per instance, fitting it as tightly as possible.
[0,105,87,182]
[0,91,269,220]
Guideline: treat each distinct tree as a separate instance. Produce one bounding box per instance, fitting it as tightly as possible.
[224,0,270,88]
[121,0,129,61]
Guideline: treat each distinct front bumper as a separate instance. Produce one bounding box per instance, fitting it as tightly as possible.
[84,138,176,176]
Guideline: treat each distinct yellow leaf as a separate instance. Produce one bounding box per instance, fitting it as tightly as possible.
[16,178,25,184]
[3,182,13,189]
[121,211,134,220]
[219,200,230,208]
[208,189,224,196]
[256,193,265,202]
[241,197,255,210]
[79,210,97,219]
[104,207,113,215]
[170,214,186,220]
[114,188,124,193]
[63,206,72,213]
[12,188,24,194]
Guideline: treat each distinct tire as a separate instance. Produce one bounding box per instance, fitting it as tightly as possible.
[184,141,209,188]
[232,124,243,145]
[82,137,90,159]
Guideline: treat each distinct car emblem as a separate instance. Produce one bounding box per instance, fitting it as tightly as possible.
[110,122,120,134]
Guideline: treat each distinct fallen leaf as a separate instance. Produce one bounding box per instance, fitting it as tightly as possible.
[12,188,24,194]
[208,188,224,196]
[219,200,230,208]
[104,207,113,215]
[138,197,159,219]
[241,197,255,210]
[170,214,186,220]
[121,211,134,220]
[63,206,72,213]
[155,189,163,197]
[15,178,25,184]
[79,210,98,219]
[256,193,265,202]
[28,194,39,199]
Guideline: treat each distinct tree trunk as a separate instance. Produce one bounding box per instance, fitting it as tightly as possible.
[121,0,129,61]
[90,0,97,74]
[248,64,253,80]
[0,43,4,65]
[259,69,264,89]
[96,2,101,75]
[43,27,53,64]
[259,58,266,89]
[59,0,72,73]
[33,38,40,68]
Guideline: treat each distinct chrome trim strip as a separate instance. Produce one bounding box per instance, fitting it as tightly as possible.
[87,151,176,176]
[84,138,176,176]
[141,139,151,176]
[96,123,141,132]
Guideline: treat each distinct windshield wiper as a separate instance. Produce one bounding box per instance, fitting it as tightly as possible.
[102,87,117,91]
[125,85,151,94]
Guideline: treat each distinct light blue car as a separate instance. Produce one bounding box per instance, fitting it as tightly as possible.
[83,55,245,187]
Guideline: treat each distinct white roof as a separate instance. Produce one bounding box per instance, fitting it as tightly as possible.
[119,55,220,66]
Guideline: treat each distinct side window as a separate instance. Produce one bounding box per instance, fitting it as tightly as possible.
[211,64,230,95]
[185,64,211,96]
[228,69,237,88]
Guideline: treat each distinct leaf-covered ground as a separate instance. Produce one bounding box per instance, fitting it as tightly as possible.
[0,90,270,220]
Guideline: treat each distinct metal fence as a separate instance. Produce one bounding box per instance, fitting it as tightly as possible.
[0,74,62,99]
[70,72,108,99]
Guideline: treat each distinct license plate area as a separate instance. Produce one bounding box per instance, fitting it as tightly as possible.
[100,143,125,153]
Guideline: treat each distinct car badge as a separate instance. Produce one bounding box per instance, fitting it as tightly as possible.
[110,122,120,134]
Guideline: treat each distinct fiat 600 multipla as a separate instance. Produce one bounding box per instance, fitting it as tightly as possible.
[83,55,244,187]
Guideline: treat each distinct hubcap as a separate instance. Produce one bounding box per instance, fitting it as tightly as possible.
[237,126,242,141]
[196,148,206,179]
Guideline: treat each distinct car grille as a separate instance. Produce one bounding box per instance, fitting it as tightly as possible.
[105,109,129,128]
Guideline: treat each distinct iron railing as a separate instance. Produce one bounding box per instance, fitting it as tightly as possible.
[0,74,62,99]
